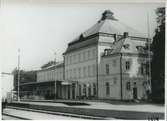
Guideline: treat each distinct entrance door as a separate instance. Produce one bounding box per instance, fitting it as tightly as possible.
[68,86,70,99]
[133,88,137,99]
[72,84,75,99]
[88,86,91,98]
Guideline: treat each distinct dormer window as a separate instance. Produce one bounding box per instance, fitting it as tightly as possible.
[79,34,84,41]
[136,46,144,51]
[123,44,130,49]
[104,49,113,56]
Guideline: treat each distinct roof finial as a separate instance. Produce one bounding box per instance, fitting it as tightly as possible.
[101,10,118,21]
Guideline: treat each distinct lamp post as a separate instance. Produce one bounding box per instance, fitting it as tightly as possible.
[17,49,20,102]
[54,52,57,99]
[54,52,57,82]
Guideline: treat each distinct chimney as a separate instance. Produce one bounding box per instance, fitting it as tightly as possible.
[113,34,117,41]
[123,32,129,38]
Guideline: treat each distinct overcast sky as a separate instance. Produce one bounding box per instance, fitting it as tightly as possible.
[0,1,165,96]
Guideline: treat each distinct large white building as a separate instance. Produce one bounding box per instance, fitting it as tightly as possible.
[19,10,151,100]
[63,10,151,100]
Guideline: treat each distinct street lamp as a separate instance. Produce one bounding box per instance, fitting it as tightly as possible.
[17,49,20,102]
[54,52,57,99]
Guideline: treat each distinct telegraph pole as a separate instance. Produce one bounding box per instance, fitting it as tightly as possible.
[17,49,20,102]
[54,52,57,99]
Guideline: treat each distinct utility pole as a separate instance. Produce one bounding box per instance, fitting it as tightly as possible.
[54,52,57,99]
[17,49,20,102]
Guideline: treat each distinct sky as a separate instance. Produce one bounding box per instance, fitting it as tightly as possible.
[0,1,165,97]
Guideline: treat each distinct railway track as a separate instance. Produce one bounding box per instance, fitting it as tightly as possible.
[2,113,30,120]
[3,106,112,120]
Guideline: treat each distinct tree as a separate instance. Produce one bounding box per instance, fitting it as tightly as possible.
[12,68,37,91]
[151,7,165,103]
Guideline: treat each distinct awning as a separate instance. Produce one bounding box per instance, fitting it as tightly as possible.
[20,81,55,86]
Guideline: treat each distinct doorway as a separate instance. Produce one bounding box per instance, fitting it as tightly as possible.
[72,84,75,99]
[133,87,137,99]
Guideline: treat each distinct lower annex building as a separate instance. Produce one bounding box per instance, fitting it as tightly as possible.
[15,10,152,100]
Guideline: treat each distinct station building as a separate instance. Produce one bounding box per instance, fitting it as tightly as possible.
[15,10,151,101]
[63,10,151,100]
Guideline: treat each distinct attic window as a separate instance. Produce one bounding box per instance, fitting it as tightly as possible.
[136,46,144,51]
[104,49,113,55]
[123,44,130,49]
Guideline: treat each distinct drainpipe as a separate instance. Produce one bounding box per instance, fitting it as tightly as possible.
[120,53,123,100]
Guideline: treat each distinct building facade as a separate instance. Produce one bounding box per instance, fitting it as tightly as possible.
[98,36,151,100]
[15,10,151,101]
[63,10,151,100]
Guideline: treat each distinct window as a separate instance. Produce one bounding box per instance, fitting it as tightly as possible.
[125,61,130,70]
[68,70,70,79]
[88,50,90,59]
[83,52,85,61]
[92,49,96,58]
[88,65,91,77]
[88,85,91,97]
[70,56,72,64]
[79,85,81,97]
[106,82,110,95]
[70,69,72,79]
[83,66,86,77]
[113,60,116,67]
[78,53,81,62]
[93,83,96,96]
[74,68,76,78]
[141,63,145,75]
[72,69,75,79]
[123,44,130,49]
[93,64,96,76]
[136,46,144,52]
[68,56,70,65]
[73,55,76,63]
[106,64,109,75]
[113,77,117,84]
[83,84,86,96]
[78,68,81,78]
[65,71,67,79]
[126,82,131,90]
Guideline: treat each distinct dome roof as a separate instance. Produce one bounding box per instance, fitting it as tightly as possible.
[82,10,146,38]
[65,10,147,54]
